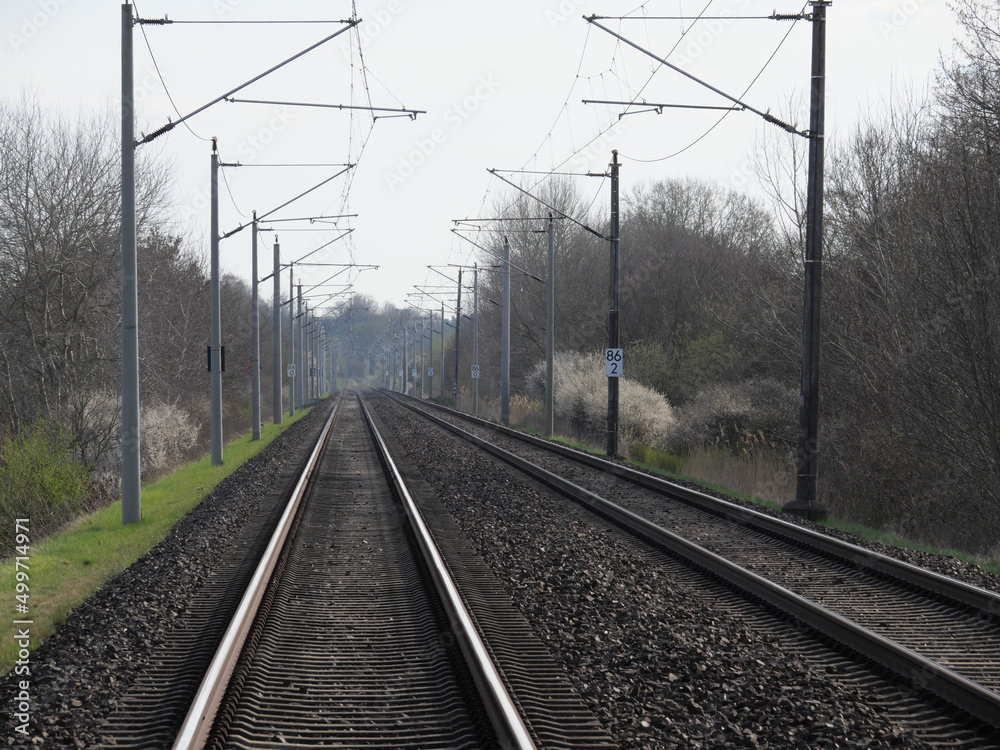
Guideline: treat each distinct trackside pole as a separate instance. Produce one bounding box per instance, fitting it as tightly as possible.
[121,2,141,523]
[272,238,282,424]
[296,284,303,410]
[454,269,462,399]
[545,214,555,437]
[500,236,510,426]
[472,264,479,415]
[251,213,260,440]
[606,151,620,458]
[210,139,223,466]
[440,300,445,399]
[785,0,830,522]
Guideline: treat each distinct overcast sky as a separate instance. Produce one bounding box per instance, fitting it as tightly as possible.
[2,0,961,312]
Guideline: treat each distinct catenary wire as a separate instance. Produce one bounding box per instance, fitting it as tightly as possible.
[620,1,808,163]
[132,0,212,143]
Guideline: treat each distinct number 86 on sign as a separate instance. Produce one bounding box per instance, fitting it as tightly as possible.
[605,348,622,377]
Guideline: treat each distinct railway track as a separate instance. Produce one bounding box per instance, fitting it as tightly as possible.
[382,390,1000,740]
[101,391,612,749]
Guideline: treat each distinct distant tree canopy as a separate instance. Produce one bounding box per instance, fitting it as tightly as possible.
[0,95,274,479]
[6,1,1000,553]
[396,1,1000,552]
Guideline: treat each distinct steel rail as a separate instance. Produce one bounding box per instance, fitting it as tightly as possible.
[390,392,1000,617]
[171,394,342,750]
[358,394,538,750]
[384,391,1000,729]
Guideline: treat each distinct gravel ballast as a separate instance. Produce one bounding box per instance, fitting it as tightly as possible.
[3,390,997,748]
[0,404,331,748]
[369,392,1000,749]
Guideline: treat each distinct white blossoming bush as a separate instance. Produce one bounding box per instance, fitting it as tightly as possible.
[138,401,200,478]
[77,394,200,481]
[528,351,677,453]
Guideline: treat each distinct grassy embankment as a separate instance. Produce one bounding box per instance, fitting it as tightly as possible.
[628,444,1000,577]
[1,408,312,675]
[530,426,1000,577]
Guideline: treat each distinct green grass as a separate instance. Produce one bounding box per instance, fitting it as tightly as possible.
[820,518,1000,576]
[628,454,1000,575]
[630,444,684,474]
[625,457,784,512]
[509,418,1000,576]
[0,407,313,675]
[551,435,605,455]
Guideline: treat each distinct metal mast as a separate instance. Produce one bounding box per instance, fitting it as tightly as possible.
[272,238,282,424]
[210,139,223,466]
[786,1,830,522]
[545,214,555,437]
[606,151,620,458]
[121,2,141,522]
[251,213,260,440]
[501,236,511,425]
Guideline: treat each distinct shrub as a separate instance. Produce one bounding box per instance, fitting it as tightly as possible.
[77,394,200,481]
[0,421,89,553]
[671,378,796,454]
[508,393,542,431]
[527,351,677,453]
[139,402,200,479]
[630,443,684,474]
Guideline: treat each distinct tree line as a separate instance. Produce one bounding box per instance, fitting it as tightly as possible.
[0,94,292,541]
[448,1,1000,553]
[5,1,999,556]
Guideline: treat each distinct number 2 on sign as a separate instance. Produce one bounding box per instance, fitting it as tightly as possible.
[605,348,622,378]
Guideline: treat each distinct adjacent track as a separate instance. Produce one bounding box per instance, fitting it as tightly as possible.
[384,390,1000,734]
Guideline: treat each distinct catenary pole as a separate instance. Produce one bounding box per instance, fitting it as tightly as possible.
[121,3,141,523]
[288,265,295,417]
[501,236,511,426]
[419,319,425,399]
[472,264,479,415]
[440,299,445,399]
[606,150,620,458]
[210,138,223,466]
[251,213,260,440]
[786,1,830,521]
[296,284,304,409]
[303,306,310,401]
[454,269,462,398]
[308,307,314,400]
[546,214,555,437]
[272,238,282,424]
